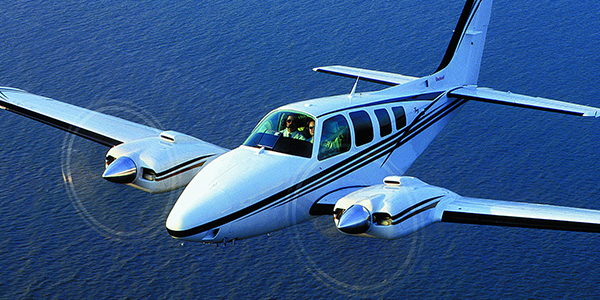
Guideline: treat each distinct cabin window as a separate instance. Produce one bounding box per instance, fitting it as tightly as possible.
[349,111,373,146]
[392,106,406,130]
[243,110,315,158]
[374,109,392,137]
[318,115,351,160]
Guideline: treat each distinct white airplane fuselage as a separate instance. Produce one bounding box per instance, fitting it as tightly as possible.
[4,0,600,246]
[166,86,465,243]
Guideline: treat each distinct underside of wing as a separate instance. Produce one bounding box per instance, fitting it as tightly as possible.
[0,87,163,146]
[313,65,418,86]
[450,86,600,117]
[441,197,600,233]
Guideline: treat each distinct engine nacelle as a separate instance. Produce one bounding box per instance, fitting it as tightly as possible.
[333,176,458,239]
[103,130,227,193]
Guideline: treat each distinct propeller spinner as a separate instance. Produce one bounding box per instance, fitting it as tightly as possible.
[102,156,137,183]
[336,205,372,234]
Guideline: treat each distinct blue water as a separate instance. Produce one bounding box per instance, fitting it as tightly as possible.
[1,0,600,298]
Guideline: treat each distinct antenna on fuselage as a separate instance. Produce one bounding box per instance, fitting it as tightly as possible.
[348,75,360,103]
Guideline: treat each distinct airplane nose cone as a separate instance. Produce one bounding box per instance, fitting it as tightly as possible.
[165,214,194,239]
[337,205,372,234]
[165,201,214,242]
[165,190,213,241]
[102,156,137,183]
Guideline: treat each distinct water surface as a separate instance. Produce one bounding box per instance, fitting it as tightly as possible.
[1,0,600,298]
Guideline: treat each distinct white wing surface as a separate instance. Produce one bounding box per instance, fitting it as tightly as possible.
[313,65,418,86]
[450,86,600,117]
[0,87,163,146]
[440,197,600,233]
[333,177,600,240]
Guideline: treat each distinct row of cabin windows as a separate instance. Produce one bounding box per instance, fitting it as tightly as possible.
[318,106,406,160]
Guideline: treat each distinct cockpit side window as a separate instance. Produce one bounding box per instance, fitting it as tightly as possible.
[243,111,315,158]
[318,115,351,160]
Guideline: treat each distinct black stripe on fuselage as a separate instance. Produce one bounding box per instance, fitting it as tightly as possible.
[309,185,369,215]
[256,96,465,214]
[168,97,468,238]
[442,211,600,233]
[380,95,442,166]
[0,97,121,147]
[243,93,455,213]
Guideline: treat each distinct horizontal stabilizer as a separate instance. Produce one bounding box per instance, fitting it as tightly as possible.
[450,86,600,117]
[313,65,418,86]
[441,197,600,233]
[0,87,163,146]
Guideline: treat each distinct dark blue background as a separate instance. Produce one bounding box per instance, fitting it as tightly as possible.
[1,0,599,298]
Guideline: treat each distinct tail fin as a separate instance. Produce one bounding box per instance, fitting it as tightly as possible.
[434,0,493,86]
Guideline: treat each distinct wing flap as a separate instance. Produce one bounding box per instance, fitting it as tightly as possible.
[441,197,600,233]
[0,87,162,146]
[449,86,600,117]
[313,65,418,86]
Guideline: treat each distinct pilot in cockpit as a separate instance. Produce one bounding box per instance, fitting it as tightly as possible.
[280,114,304,139]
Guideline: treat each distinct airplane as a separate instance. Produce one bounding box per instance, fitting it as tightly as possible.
[1,0,600,245]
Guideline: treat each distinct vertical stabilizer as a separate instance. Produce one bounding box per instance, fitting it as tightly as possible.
[434,0,493,86]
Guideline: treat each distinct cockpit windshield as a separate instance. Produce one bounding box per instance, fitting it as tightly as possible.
[243,111,315,158]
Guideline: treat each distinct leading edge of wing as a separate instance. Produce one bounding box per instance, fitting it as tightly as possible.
[0,87,163,147]
[449,86,600,117]
[313,65,419,86]
[440,197,600,233]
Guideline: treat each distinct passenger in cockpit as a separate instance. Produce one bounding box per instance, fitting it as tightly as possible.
[319,120,344,159]
[317,115,351,160]
[303,120,315,143]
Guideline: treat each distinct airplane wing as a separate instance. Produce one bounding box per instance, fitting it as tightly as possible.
[333,177,600,239]
[450,85,600,117]
[0,87,163,146]
[440,197,600,233]
[313,65,418,86]
[0,86,228,193]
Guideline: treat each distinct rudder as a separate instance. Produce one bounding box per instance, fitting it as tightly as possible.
[434,0,493,86]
